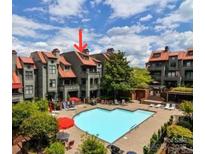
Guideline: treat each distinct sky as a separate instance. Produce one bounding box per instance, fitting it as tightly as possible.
[12,0,193,67]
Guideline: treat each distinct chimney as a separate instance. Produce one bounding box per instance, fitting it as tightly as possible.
[52,48,60,58]
[164,46,169,52]
[107,48,114,54]
[12,50,17,72]
[83,48,89,55]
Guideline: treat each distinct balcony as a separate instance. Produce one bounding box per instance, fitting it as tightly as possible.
[90,84,99,90]
[12,93,23,102]
[59,84,80,91]
[164,76,179,81]
[147,66,164,71]
[184,76,193,81]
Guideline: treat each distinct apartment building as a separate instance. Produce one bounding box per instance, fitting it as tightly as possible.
[31,50,58,100]
[12,50,36,102]
[146,46,193,87]
[61,50,102,98]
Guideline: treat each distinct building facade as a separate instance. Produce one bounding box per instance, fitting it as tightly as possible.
[12,49,102,102]
[146,46,193,88]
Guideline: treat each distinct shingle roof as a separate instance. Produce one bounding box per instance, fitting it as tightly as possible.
[19,57,35,64]
[59,56,71,66]
[43,52,57,59]
[16,57,23,69]
[58,66,76,78]
[12,72,22,89]
[36,52,46,64]
[148,49,193,62]
[76,51,96,66]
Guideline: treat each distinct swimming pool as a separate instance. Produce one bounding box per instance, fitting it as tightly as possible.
[74,108,154,143]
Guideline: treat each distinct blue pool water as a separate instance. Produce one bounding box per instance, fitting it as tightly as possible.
[74,108,154,143]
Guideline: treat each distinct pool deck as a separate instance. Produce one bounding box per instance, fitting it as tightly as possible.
[56,102,183,154]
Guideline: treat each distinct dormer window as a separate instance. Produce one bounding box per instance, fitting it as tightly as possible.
[152,53,161,58]
[187,51,193,56]
[169,56,177,60]
[64,65,70,70]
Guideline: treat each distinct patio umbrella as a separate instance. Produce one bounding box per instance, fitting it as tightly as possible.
[69,97,81,103]
[57,117,74,130]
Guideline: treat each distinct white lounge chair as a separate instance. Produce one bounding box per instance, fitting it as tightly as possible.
[169,104,176,110]
[149,104,155,107]
[52,110,60,114]
[164,103,170,109]
[155,104,162,108]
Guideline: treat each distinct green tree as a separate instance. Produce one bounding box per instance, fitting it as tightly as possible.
[45,142,65,154]
[78,134,107,154]
[179,101,193,117]
[101,51,133,99]
[35,99,49,112]
[20,112,58,150]
[131,68,152,88]
[167,125,193,139]
[12,101,39,129]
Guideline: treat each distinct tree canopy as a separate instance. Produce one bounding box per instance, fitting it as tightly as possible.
[130,67,152,88]
[78,134,107,154]
[179,101,193,116]
[20,112,58,139]
[101,51,133,98]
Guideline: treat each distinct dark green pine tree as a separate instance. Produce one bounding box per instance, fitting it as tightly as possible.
[101,51,133,99]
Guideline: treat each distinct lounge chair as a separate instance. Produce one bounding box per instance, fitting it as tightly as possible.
[149,104,155,107]
[155,104,162,108]
[164,103,170,109]
[169,104,176,110]
[114,99,119,105]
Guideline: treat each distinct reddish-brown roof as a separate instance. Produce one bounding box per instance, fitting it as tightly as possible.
[12,72,22,89]
[148,49,193,62]
[148,51,169,62]
[76,51,96,66]
[36,52,46,64]
[43,52,57,59]
[19,57,34,64]
[59,56,71,66]
[58,66,76,78]
[16,57,23,69]
[92,57,101,63]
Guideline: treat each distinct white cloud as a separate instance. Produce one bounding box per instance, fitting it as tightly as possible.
[44,0,86,18]
[24,7,46,13]
[12,14,58,38]
[139,14,153,22]
[81,18,91,23]
[107,23,148,36]
[155,0,192,31]
[104,0,175,19]
[90,0,102,8]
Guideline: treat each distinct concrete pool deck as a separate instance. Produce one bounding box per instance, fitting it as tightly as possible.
[56,102,183,154]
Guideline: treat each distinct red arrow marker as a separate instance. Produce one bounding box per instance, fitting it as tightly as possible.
[74,29,88,52]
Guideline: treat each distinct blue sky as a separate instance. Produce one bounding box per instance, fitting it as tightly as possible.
[12,0,193,67]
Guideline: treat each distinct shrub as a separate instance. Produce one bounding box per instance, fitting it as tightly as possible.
[20,112,58,150]
[35,99,49,112]
[143,145,149,154]
[12,101,39,128]
[167,125,193,139]
[45,142,65,154]
[179,101,193,116]
[79,134,107,154]
[177,120,193,131]
[171,87,193,93]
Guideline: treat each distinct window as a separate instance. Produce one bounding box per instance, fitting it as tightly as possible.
[185,71,193,78]
[49,65,56,74]
[168,71,176,77]
[49,79,56,88]
[155,62,162,67]
[152,53,161,58]
[81,78,86,85]
[170,56,177,60]
[184,61,192,67]
[94,78,98,84]
[25,71,33,80]
[64,66,70,70]
[25,85,33,95]
[170,62,177,67]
